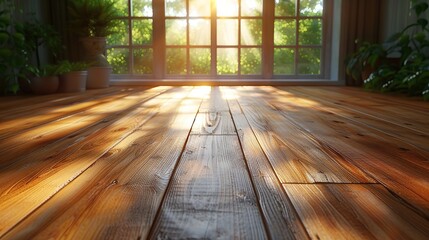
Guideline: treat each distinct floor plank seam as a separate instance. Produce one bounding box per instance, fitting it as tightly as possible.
[146,89,203,239]
[227,97,311,240]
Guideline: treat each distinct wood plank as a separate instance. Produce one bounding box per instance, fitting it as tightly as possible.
[0,87,192,237]
[2,87,202,239]
[276,87,429,152]
[288,86,429,134]
[149,135,268,239]
[191,112,236,135]
[284,184,429,239]
[234,87,374,184]
[199,86,230,113]
[254,86,429,217]
[0,86,170,165]
[0,87,144,138]
[225,96,310,239]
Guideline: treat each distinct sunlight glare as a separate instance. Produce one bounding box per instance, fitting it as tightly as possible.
[217,0,238,16]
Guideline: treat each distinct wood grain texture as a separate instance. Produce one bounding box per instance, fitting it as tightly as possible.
[191,112,236,135]
[256,86,429,217]
[149,135,268,240]
[227,97,310,240]
[0,87,181,237]
[235,87,374,184]
[0,87,170,164]
[278,87,429,152]
[3,87,202,240]
[0,86,427,239]
[284,184,429,240]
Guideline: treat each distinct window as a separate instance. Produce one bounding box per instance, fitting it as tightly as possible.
[107,0,330,79]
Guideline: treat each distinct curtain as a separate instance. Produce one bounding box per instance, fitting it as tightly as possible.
[339,0,382,86]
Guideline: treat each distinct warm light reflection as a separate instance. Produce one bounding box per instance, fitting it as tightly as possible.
[220,87,239,100]
[216,0,238,16]
[188,86,211,99]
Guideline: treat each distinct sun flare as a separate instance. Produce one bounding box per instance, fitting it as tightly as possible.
[216,0,238,16]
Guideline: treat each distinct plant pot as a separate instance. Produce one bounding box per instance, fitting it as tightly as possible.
[59,71,87,93]
[30,76,59,95]
[80,37,109,66]
[87,67,111,89]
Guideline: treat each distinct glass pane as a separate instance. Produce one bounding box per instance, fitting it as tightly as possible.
[189,0,211,17]
[189,19,211,45]
[165,0,186,16]
[300,0,323,16]
[133,48,153,74]
[132,0,153,17]
[132,19,153,45]
[298,48,321,74]
[217,19,238,46]
[190,48,211,74]
[107,48,129,74]
[217,0,238,17]
[107,20,129,45]
[217,48,238,75]
[166,48,187,74]
[299,19,322,45]
[166,19,187,45]
[274,19,296,45]
[241,0,262,16]
[113,0,128,16]
[241,19,262,45]
[274,48,294,75]
[241,48,262,75]
[275,0,296,16]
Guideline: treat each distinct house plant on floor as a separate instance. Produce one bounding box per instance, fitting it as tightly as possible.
[346,0,429,100]
[68,0,119,89]
[0,0,27,94]
[22,20,63,94]
[57,60,89,93]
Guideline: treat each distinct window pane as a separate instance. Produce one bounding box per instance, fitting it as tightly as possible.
[132,0,153,17]
[217,48,238,75]
[274,19,296,45]
[165,0,186,16]
[189,19,211,45]
[241,19,262,45]
[107,48,129,74]
[107,20,129,45]
[241,48,262,75]
[132,20,153,45]
[190,48,211,74]
[217,19,238,46]
[113,0,128,16]
[298,48,321,74]
[189,0,211,17]
[166,48,187,74]
[299,19,322,45]
[217,0,238,17]
[166,19,187,45]
[300,0,323,16]
[275,0,296,16]
[133,48,153,74]
[274,48,294,75]
[241,0,262,16]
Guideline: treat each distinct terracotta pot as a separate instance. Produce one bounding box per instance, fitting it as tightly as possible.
[30,76,59,95]
[87,67,111,89]
[59,71,87,93]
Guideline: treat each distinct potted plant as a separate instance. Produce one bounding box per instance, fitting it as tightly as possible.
[346,0,429,100]
[27,64,62,95]
[57,60,89,93]
[22,20,63,94]
[68,0,119,89]
[0,0,27,94]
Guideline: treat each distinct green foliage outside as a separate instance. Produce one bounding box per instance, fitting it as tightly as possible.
[107,0,323,76]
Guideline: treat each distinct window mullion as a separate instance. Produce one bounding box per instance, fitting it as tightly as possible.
[153,0,165,78]
[263,0,274,78]
[211,0,217,77]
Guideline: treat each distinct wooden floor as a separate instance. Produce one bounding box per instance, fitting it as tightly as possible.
[0,86,428,239]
